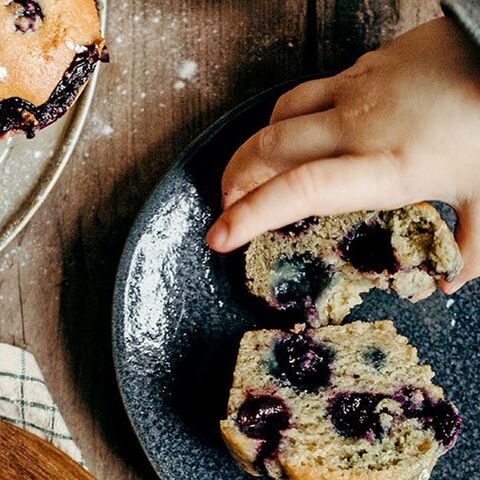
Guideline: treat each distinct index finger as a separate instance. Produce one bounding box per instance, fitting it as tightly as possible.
[207,152,417,252]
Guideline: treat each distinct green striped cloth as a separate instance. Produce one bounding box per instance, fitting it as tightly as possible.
[0,343,85,467]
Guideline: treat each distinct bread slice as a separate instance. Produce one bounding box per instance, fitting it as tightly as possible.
[246,203,462,326]
[221,321,461,480]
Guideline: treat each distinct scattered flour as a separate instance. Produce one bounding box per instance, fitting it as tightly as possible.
[174,80,186,90]
[100,124,114,137]
[177,60,198,80]
[446,299,455,309]
[85,114,114,138]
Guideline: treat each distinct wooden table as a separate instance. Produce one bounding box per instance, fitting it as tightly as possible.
[0,1,441,478]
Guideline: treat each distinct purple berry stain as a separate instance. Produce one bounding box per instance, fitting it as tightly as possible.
[236,394,290,470]
[272,332,334,393]
[339,222,398,274]
[271,253,332,314]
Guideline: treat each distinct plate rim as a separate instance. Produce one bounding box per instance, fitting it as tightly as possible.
[112,77,309,479]
[0,0,108,254]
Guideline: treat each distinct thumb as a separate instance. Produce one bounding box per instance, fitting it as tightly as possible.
[441,200,480,294]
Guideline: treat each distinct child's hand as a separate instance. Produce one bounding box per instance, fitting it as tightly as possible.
[207,17,480,293]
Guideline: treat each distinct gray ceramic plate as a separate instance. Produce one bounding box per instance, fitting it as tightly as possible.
[0,0,107,253]
[113,82,479,480]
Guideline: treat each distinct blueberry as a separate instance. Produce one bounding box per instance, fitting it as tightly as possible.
[428,401,462,449]
[236,394,290,440]
[271,254,332,313]
[275,217,318,237]
[272,333,334,393]
[13,0,44,33]
[0,97,38,138]
[339,222,398,274]
[328,392,386,439]
[236,394,291,473]
[401,388,461,449]
[362,348,387,370]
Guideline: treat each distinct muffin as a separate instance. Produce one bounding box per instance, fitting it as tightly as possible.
[221,321,461,479]
[0,0,107,139]
[246,203,463,326]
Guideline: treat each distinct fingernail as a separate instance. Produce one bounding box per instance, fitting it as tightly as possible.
[206,219,228,250]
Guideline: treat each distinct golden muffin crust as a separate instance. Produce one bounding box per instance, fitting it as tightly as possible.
[0,0,103,106]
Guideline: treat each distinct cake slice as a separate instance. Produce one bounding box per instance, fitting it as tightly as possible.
[246,203,462,326]
[221,321,461,479]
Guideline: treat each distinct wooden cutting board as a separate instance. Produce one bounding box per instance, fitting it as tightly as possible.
[0,419,94,479]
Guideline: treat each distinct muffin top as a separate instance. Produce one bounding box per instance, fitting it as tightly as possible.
[0,0,104,106]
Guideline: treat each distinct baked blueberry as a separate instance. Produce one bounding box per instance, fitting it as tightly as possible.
[339,222,398,274]
[236,394,291,473]
[236,394,290,440]
[270,254,332,313]
[362,348,387,370]
[272,332,334,393]
[0,97,38,138]
[328,392,386,440]
[13,0,44,32]
[427,400,462,449]
[401,388,461,449]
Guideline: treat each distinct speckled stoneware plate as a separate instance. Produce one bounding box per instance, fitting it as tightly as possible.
[0,0,107,253]
[113,81,479,480]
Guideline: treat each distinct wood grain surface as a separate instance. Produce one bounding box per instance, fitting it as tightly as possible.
[0,420,94,480]
[0,1,440,478]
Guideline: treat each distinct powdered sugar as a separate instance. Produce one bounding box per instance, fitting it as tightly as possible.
[0,66,7,81]
[65,39,88,54]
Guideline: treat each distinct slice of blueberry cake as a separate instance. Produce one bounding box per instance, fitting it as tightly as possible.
[0,0,107,139]
[221,321,461,479]
[246,203,463,326]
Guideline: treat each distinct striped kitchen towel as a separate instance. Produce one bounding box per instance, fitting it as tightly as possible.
[0,343,85,467]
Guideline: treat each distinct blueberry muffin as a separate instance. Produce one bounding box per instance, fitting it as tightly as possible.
[246,203,463,326]
[221,321,461,479]
[0,0,106,139]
